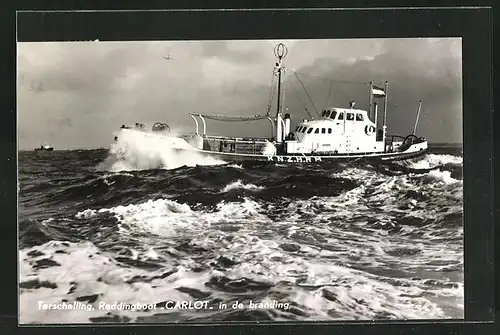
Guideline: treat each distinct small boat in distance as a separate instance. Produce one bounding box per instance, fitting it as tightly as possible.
[34,144,54,151]
[113,43,428,164]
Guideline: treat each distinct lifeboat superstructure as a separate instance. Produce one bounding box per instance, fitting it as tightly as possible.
[284,107,383,155]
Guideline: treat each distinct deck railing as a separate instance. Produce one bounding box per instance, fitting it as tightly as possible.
[202,135,270,155]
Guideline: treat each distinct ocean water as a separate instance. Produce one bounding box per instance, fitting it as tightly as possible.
[18,134,463,324]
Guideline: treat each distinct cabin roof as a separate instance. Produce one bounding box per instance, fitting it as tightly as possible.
[298,119,338,126]
[325,107,368,113]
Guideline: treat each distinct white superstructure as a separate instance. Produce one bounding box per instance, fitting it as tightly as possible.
[284,107,385,155]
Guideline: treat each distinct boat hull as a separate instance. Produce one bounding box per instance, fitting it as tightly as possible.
[170,141,428,163]
[176,147,428,163]
[114,128,428,164]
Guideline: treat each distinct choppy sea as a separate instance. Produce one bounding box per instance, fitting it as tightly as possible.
[18,134,463,324]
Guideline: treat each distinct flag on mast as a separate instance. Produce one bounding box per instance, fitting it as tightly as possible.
[372,85,386,98]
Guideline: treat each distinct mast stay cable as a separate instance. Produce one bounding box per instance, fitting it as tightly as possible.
[323,79,333,110]
[291,71,320,117]
[266,72,277,117]
[285,77,314,119]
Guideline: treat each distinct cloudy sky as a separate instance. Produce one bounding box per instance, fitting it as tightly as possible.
[17,38,462,150]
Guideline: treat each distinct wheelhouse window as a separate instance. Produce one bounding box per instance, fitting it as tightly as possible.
[338,112,344,120]
[328,128,332,134]
[307,128,313,134]
[321,128,326,134]
[302,127,307,133]
[325,110,331,118]
[314,128,319,134]
[347,113,354,121]
[356,113,364,121]
[330,111,337,119]
[321,110,327,117]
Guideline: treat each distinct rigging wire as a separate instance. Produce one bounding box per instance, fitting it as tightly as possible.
[285,77,314,119]
[292,71,320,117]
[323,79,333,110]
[266,71,277,116]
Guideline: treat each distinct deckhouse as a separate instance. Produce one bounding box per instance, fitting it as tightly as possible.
[284,105,384,155]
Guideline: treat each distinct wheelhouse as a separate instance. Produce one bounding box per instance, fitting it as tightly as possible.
[285,107,383,154]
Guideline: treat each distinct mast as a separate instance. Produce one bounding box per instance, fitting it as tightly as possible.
[413,100,423,135]
[277,61,282,118]
[274,43,288,143]
[274,43,288,117]
[383,81,388,127]
[382,81,388,151]
[368,81,374,121]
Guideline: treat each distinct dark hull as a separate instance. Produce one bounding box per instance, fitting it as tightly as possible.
[34,148,54,151]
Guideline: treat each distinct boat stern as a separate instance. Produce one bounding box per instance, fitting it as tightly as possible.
[397,135,428,157]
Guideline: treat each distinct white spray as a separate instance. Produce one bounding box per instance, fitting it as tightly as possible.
[98,128,226,172]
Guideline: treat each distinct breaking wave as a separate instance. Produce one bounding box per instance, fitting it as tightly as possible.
[97,129,226,172]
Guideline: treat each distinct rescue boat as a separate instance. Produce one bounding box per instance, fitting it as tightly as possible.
[113,43,428,164]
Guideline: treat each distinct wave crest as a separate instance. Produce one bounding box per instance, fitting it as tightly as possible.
[98,129,226,172]
[408,154,462,170]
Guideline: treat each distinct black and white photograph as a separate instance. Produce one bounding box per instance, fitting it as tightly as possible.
[18,37,463,323]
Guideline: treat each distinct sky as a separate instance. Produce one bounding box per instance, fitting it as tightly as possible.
[17,38,462,150]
